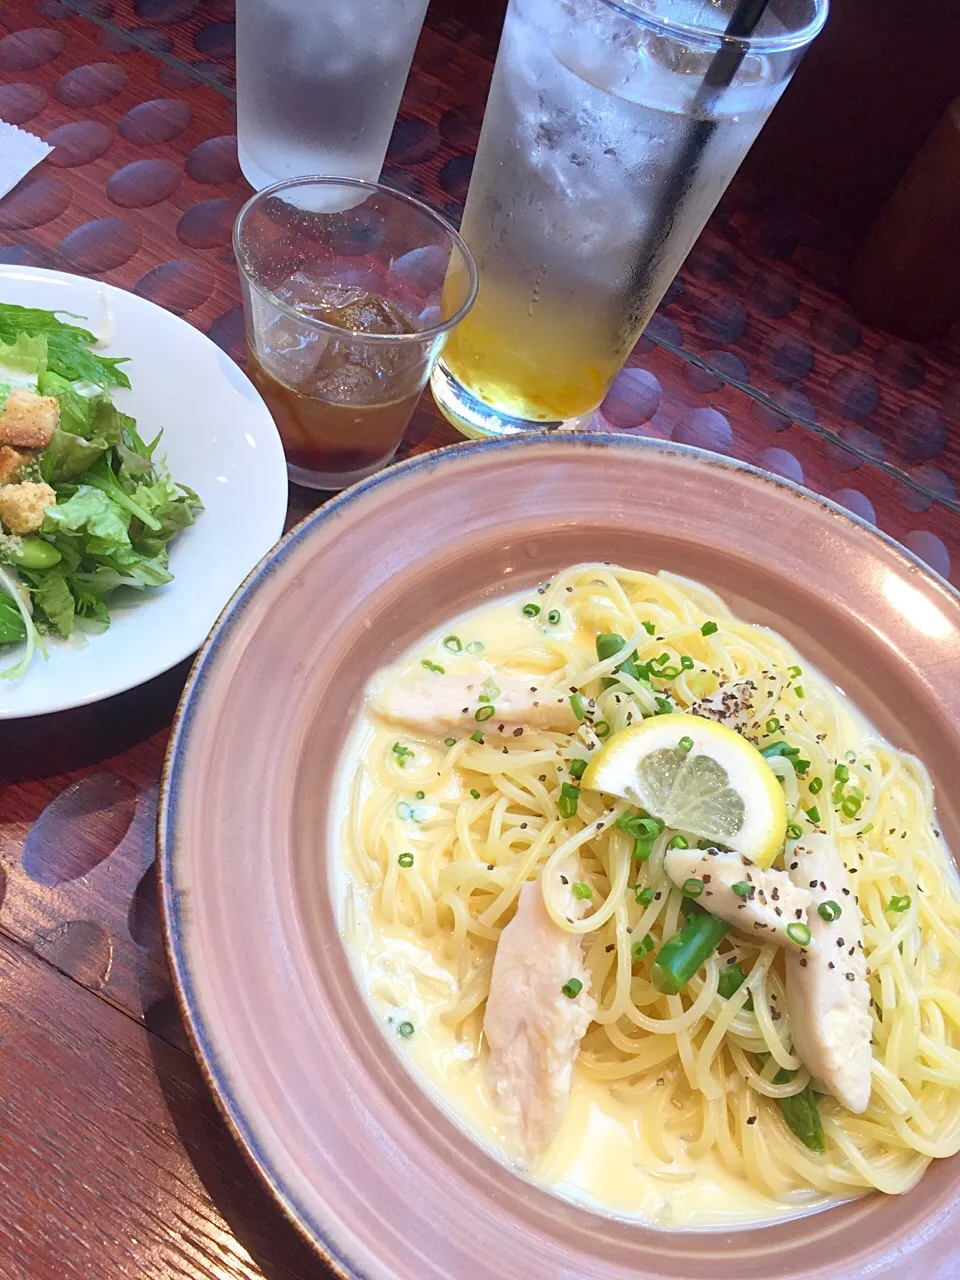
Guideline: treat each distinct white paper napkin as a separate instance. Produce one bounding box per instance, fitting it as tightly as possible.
[0,120,53,201]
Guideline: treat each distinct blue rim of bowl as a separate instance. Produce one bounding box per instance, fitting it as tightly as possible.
[158,430,959,1278]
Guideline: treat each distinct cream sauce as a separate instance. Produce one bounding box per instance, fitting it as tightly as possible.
[333,587,839,1229]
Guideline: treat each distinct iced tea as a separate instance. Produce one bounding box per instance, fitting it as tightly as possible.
[247,283,425,485]
[235,178,476,490]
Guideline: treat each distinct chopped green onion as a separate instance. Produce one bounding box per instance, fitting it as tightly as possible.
[652,911,729,994]
[809,776,823,794]
[794,758,811,775]
[678,736,694,753]
[470,730,484,743]
[594,720,610,737]
[559,782,580,819]
[415,790,425,800]
[475,705,495,722]
[732,881,753,899]
[617,813,663,839]
[701,620,719,636]
[572,882,593,900]
[834,763,849,783]
[861,822,874,835]
[569,758,588,779]
[398,852,414,868]
[442,635,462,652]
[631,934,656,961]
[762,742,800,760]
[659,665,681,678]
[654,652,671,666]
[596,633,628,661]
[832,782,846,805]
[668,834,689,850]
[788,665,802,678]
[680,655,695,670]
[717,963,746,999]
[546,609,561,626]
[818,900,842,922]
[642,620,656,635]
[681,878,704,899]
[570,692,588,721]
[632,838,655,862]
[392,742,415,766]
[635,886,655,907]
[786,823,803,840]
[444,737,457,747]
[887,894,911,913]
[766,717,781,733]
[466,640,484,654]
[480,676,501,702]
[841,794,862,818]
[420,659,445,674]
[795,684,805,699]
[596,633,643,687]
[470,788,480,799]
[522,603,540,617]
[806,805,821,824]
[561,978,583,999]
[787,921,812,947]
[654,696,673,715]
[398,1020,415,1037]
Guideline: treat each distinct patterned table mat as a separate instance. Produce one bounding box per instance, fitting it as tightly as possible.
[0,0,957,600]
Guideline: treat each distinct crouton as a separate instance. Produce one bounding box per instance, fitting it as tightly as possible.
[0,482,56,535]
[0,445,28,486]
[0,389,59,449]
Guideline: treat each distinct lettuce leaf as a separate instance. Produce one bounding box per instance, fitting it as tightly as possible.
[0,332,47,400]
[30,567,75,638]
[43,487,131,547]
[0,303,129,389]
[41,428,110,484]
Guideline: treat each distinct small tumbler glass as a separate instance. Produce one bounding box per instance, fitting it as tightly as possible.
[234,177,477,490]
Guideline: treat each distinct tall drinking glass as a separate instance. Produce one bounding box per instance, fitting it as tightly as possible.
[236,0,430,190]
[431,0,828,438]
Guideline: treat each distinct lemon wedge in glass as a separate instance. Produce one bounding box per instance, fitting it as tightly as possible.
[582,713,787,868]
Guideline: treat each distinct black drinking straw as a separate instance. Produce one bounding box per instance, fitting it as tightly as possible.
[632,0,773,281]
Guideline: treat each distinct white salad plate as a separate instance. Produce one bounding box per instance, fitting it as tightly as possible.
[0,265,287,719]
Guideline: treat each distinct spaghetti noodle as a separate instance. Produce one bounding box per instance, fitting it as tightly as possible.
[336,563,960,1223]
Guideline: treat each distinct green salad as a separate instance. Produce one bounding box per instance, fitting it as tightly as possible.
[0,303,201,680]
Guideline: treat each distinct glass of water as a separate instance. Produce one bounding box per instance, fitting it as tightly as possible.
[431,0,828,438]
[235,0,431,190]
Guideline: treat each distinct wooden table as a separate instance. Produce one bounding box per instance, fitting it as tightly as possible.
[0,2,958,1276]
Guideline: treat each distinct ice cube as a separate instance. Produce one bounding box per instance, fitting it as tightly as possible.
[322,294,410,335]
[388,245,449,300]
[275,272,365,312]
[312,361,379,404]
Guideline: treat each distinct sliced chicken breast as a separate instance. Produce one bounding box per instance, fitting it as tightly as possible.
[689,680,758,732]
[483,871,596,1161]
[664,847,812,946]
[372,673,578,737]
[785,834,872,1113]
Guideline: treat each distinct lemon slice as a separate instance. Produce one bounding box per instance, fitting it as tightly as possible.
[582,713,786,867]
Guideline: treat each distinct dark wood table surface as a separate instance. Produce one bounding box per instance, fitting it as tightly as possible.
[0,1,958,1276]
